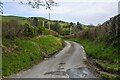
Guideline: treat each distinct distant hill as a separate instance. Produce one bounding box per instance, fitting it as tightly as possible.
[2,15,91,37]
[2,15,59,37]
[2,15,74,36]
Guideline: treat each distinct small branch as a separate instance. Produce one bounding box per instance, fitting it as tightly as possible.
[0,1,3,14]
[19,0,59,10]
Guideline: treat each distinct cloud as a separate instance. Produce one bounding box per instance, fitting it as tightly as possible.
[2,0,120,2]
[72,2,117,16]
[3,1,118,25]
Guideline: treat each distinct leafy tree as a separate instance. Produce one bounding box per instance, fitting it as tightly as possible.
[33,17,39,27]
[77,22,82,30]
[60,28,70,36]
[70,22,74,26]
[2,19,27,37]
[44,21,49,28]
[51,22,61,33]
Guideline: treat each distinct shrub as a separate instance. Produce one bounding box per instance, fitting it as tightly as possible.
[2,20,27,37]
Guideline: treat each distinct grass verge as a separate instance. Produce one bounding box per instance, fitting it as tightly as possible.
[2,35,64,76]
[68,38,120,79]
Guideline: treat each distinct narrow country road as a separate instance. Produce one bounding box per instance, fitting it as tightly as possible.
[9,41,98,78]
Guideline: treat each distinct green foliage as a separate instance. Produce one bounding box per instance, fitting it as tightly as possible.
[96,61,119,71]
[25,25,35,37]
[51,22,62,34]
[2,19,46,38]
[2,35,64,76]
[2,19,28,37]
[34,35,63,54]
[44,20,71,36]
[2,15,76,37]
[60,28,70,36]
[100,72,117,79]
[2,16,29,25]
[69,38,119,63]
[2,15,72,37]
[68,38,120,79]
[64,14,120,79]
[77,22,82,30]
[30,17,39,27]
[3,39,42,76]
[82,25,95,30]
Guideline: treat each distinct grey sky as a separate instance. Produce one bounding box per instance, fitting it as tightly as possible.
[3,0,119,25]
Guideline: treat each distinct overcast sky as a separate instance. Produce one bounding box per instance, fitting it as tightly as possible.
[2,0,120,25]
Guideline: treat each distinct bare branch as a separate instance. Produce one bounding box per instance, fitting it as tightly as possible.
[18,0,59,10]
[0,1,3,14]
[45,0,59,9]
[0,0,59,14]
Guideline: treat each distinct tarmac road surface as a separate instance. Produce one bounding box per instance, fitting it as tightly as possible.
[9,41,98,78]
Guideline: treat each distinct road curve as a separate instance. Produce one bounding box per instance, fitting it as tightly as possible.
[9,41,98,78]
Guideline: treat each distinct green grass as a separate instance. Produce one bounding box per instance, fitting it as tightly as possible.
[2,35,64,76]
[2,16,29,25]
[0,53,1,77]
[34,36,63,55]
[100,71,117,79]
[68,38,119,78]
[96,61,119,71]
[68,38,119,63]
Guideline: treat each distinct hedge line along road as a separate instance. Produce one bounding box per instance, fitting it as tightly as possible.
[9,41,98,78]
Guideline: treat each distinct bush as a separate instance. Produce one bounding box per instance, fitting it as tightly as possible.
[2,20,26,37]
[2,19,46,37]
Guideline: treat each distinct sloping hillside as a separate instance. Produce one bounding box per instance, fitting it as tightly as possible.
[67,14,120,79]
[2,35,64,76]
[2,15,83,37]
[2,15,66,76]
[2,15,59,37]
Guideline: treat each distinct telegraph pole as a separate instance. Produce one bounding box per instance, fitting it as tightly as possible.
[70,26,72,35]
[48,13,51,30]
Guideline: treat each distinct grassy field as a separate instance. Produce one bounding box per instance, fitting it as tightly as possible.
[68,38,119,79]
[2,16,29,25]
[2,35,64,76]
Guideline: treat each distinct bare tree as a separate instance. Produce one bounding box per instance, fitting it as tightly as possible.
[18,0,58,10]
[0,0,58,14]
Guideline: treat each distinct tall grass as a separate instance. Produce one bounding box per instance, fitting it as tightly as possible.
[70,38,120,63]
[2,35,63,76]
[69,38,119,71]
